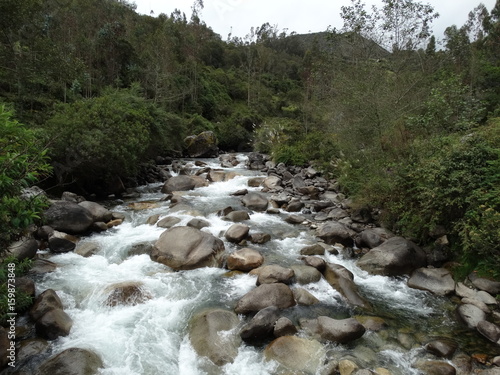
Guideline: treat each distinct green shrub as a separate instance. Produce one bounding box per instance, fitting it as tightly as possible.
[0,105,51,251]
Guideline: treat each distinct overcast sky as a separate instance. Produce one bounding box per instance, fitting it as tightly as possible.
[132,0,496,42]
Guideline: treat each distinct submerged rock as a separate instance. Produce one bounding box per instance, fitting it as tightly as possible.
[151,226,225,270]
[35,348,103,375]
[189,309,241,366]
[104,282,152,307]
[317,316,366,343]
[323,263,372,310]
[407,267,455,296]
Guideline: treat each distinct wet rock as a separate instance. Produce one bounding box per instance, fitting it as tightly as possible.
[231,188,248,196]
[106,218,123,228]
[413,360,456,375]
[157,216,181,228]
[75,241,100,257]
[161,175,208,194]
[357,237,427,276]
[354,316,388,332]
[187,218,210,229]
[15,277,35,298]
[247,152,267,170]
[78,201,113,223]
[316,221,356,247]
[317,316,366,343]
[225,223,250,243]
[291,265,322,284]
[35,348,103,375]
[264,336,325,374]
[407,267,455,296]
[241,192,269,211]
[17,338,49,362]
[145,214,160,225]
[248,177,265,187]
[302,256,327,272]
[356,228,395,249]
[477,321,500,343]
[189,309,241,366]
[227,248,264,272]
[240,306,281,342]
[44,201,94,234]
[300,243,326,256]
[285,199,304,212]
[48,230,78,253]
[29,259,57,274]
[207,169,237,182]
[224,210,251,222]
[151,226,225,270]
[285,214,306,224]
[470,277,500,295]
[184,131,218,158]
[425,339,458,358]
[477,368,500,375]
[274,317,297,337]
[457,304,487,329]
[339,359,359,375]
[262,175,282,189]
[257,265,294,285]
[324,263,372,310]
[30,289,64,321]
[7,237,38,261]
[248,232,271,244]
[35,309,73,340]
[293,288,320,305]
[105,282,152,307]
[235,283,296,314]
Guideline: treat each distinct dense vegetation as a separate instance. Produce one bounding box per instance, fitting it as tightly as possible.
[0,0,499,277]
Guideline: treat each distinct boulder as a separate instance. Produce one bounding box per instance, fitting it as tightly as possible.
[146,214,160,225]
[470,277,500,295]
[293,288,320,305]
[316,221,356,247]
[35,348,103,375]
[6,237,38,261]
[264,336,325,374]
[274,317,298,337]
[357,237,427,276]
[48,231,78,253]
[17,338,50,362]
[184,131,218,158]
[356,228,394,249]
[44,201,94,234]
[105,282,152,307]
[241,192,269,211]
[407,268,455,296]
[262,176,282,189]
[161,175,207,194]
[247,152,267,170]
[300,244,326,256]
[477,321,500,343]
[425,339,458,358]
[317,316,366,343]
[29,259,57,274]
[235,283,296,314]
[224,210,251,222]
[78,201,113,223]
[30,289,64,321]
[15,277,35,298]
[248,232,272,244]
[151,226,225,270]
[302,256,327,272]
[240,306,281,342]
[75,241,100,257]
[285,214,306,224]
[290,265,322,284]
[323,263,372,310]
[227,248,264,272]
[224,223,250,243]
[413,360,456,375]
[285,199,304,212]
[186,218,210,230]
[157,216,182,228]
[257,265,295,285]
[248,177,265,187]
[457,304,487,329]
[61,191,86,203]
[189,309,240,366]
[207,169,237,182]
[35,309,73,340]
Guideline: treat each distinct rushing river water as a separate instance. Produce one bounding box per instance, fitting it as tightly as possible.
[29,155,496,375]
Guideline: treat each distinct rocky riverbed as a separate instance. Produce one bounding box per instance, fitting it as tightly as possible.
[2,153,500,375]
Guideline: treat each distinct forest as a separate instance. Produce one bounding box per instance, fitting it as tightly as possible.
[1,0,499,279]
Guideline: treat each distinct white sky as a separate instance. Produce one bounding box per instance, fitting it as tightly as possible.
[132,0,497,42]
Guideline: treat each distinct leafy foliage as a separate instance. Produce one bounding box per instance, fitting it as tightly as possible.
[0,106,51,250]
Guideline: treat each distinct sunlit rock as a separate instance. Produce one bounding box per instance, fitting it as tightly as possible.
[235,283,296,314]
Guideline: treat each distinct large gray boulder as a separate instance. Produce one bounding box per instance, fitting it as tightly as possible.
[290,265,322,284]
[357,236,427,276]
[30,289,64,321]
[184,131,219,158]
[241,192,269,211]
[457,304,487,329]
[323,263,372,310]
[35,348,103,375]
[408,267,455,296]
[189,309,241,366]
[235,283,296,314]
[35,309,73,340]
[356,227,395,249]
[161,175,207,194]
[7,237,38,261]
[151,226,225,270]
[316,221,356,247]
[44,201,94,234]
[224,223,250,243]
[78,201,113,223]
[256,265,294,285]
[240,306,281,342]
[264,336,325,374]
[227,248,264,272]
[317,316,366,343]
[477,321,500,343]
